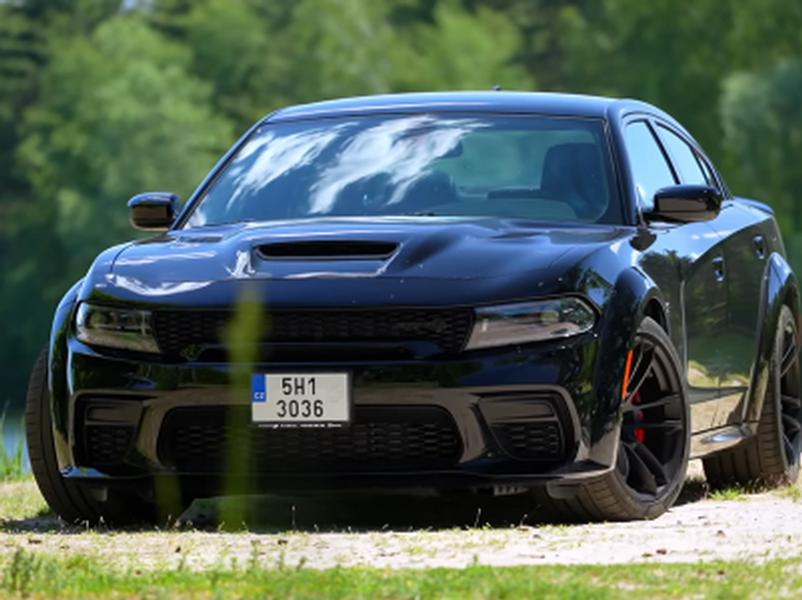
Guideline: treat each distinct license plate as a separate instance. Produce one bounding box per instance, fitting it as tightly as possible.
[251,373,351,426]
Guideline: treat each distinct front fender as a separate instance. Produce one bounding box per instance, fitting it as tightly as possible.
[48,278,84,471]
[745,252,800,425]
[588,267,668,466]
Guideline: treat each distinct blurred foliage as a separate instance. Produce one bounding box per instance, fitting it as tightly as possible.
[1,0,802,407]
[17,16,233,271]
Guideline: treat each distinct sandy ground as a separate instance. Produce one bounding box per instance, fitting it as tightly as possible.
[3,462,802,571]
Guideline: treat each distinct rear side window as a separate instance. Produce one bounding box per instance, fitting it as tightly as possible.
[657,126,708,185]
[624,121,676,211]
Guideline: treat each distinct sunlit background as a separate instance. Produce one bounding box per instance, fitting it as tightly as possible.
[1,0,801,435]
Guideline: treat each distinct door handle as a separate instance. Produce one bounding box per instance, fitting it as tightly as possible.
[753,235,767,259]
[712,256,726,282]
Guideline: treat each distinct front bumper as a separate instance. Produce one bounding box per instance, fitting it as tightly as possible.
[54,334,620,494]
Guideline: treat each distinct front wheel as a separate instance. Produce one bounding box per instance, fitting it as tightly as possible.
[534,317,690,521]
[25,348,188,526]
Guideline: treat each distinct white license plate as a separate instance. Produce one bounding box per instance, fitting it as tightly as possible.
[251,373,351,426]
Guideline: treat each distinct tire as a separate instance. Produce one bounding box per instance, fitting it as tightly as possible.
[25,348,188,526]
[533,317,690,521]
[703,305,802,488]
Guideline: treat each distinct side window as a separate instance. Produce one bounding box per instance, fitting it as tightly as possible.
[694,152,719,188]
[657,126,708,185]
[624,121,676,211]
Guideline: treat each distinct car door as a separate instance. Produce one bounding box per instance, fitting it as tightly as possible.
[624,119,728,434]
[705,202,769,422]
[654,122,752,429]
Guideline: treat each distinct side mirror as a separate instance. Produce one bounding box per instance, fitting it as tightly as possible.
[128,192,179,231]
[645,184,722,224]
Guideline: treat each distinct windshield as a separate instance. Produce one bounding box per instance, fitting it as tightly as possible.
[184,114,622,227]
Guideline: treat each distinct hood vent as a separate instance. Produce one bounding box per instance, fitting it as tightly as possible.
[257,240,399,260]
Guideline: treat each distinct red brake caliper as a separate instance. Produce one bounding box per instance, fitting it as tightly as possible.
[633,390,645,443]
[622,349,646,443]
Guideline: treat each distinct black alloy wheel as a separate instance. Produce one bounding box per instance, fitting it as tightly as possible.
[534,317,690,521]
[777,312,802,475]
[703,305,802,488]
[617,335,687,499]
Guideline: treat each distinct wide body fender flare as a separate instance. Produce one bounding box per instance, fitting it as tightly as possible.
[585,267,670,467]
[744,252,800,427]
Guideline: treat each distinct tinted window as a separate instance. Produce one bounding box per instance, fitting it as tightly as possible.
[624,121,676,211]
[658,126,708,185]
[185,114,622,227]
[695,152,718,188]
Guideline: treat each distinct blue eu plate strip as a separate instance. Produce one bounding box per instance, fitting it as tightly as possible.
[251,374,267,403]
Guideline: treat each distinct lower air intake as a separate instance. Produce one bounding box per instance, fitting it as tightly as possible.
[157,405,463,473]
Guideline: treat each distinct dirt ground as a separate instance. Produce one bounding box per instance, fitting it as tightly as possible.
[3,461,802,571]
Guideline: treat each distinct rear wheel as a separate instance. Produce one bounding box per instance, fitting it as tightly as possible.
[703,305,802,488]
[534,317,690,521]
[25,348,188,526]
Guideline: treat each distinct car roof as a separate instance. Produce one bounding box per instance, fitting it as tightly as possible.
[265,91,660,122]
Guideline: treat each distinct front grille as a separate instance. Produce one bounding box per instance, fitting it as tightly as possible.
[493,422,564,461]
[152,308,473,358]
[157,406,463,473]
[83,425,134,467]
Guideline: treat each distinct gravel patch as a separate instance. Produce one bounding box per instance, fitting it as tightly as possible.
[3,462,802,571]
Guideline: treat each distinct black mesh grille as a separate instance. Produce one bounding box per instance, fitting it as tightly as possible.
[83,425,134,467]
[493,422,564,461]
[152,308,473,358]
[157,406,462,473]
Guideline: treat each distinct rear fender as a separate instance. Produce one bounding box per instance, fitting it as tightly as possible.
[744,252,800,425]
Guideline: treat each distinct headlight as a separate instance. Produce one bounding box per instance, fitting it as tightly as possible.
[75,303,159,353]
[466,298,596,350]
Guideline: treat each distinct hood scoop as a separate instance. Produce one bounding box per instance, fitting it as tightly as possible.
[256,240,399,261]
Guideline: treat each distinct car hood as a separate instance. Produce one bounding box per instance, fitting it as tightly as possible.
[90,217,631,306]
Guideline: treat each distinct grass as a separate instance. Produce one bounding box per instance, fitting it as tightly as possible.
[0,481,800,598]
[709,486,751,501]
[706,481,802,502]
[0,411,27,481]
[0,480,48,521]
[777,483,802,502]
[0,548,801,599]
[2,472,802,597]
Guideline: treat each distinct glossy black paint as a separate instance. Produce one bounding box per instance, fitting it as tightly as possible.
[648,184,723,223]
[128,192,179,231]
[44,92,799,496]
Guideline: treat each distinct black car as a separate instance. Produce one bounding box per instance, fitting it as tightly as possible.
[26,92,801,524]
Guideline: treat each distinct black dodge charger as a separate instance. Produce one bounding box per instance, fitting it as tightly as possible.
[27,92,802,524]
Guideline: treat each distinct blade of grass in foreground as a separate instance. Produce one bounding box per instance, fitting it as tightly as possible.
[221,286,265,527]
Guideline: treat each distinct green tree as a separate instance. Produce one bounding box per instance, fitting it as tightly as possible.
[720,61,802,271]
[180,0,283,127]
[0,14,232,400]
[393,0,534,91]
[17,15,233,273]
[270,0,398,103]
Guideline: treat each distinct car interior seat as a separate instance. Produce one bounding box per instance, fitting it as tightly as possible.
[540,143,608,220]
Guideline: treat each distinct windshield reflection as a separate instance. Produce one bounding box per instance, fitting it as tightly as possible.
[185,113,619,227]
[308,116,486,213]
